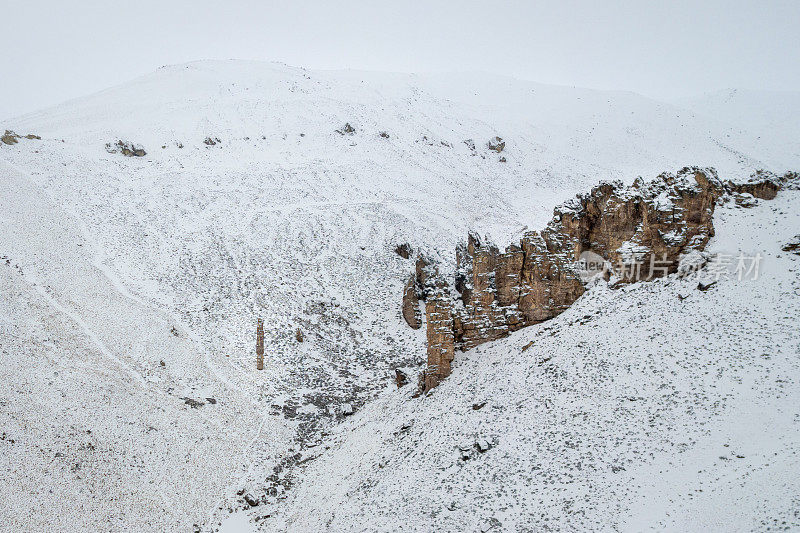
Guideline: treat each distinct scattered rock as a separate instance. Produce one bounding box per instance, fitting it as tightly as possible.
[24,134,41,140]
[521,340,534,352]
[170,326,179,336]
[1,130,20,145]
[105,140,146,157]
[336,123,356,135]
[697,280,717,292]
[182,398,205,408]
[463,139,477,154]
[379,131,390,138]
[395,368,410,388]
[203,137,221,146]
[782,235,800,255]
[457,441,473,461]
[487,136,505,153]
[499,156,507,163]
[205,397,217,405]
[394,243,412,259]
[295,328,303,342]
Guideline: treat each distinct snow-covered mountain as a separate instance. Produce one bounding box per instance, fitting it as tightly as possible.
[1,60,798,532]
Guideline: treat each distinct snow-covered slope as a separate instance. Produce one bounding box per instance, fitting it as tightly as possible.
[1,60,799,531]
[268,190,800,532]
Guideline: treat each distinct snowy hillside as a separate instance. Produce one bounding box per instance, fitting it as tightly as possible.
[675,88,800,173]
[268,190,800,532]
[1,60,799,531]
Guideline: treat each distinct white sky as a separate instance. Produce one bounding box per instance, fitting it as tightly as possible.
[1,0,799,119]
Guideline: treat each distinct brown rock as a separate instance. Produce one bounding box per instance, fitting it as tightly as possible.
[412,167,748,391]
[728,172,780,200]
[487,136,505,153]
[395,368,410,388]
[402,275,422,329]
[105,140,146,157]
[422,285,455,392]
[394,243,412,259]
[1,130,20,145]
[256,318,264,370]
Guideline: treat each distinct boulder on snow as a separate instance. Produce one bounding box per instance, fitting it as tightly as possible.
[105,140,146,157]
[697,280,717,292]
[394,243,412,259]
[487,136,505,153]
[394,368,411,388]
[782,235,800,255]
[341,403,354,416]
[1,130,20,145]
[243,493,260,507]
[336,123,356,135]
[203,137,221,146]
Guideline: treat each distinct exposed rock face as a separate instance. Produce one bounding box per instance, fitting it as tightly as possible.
[401,275,422,329]
[423,284,455,391]
[406,167,783,392]
[256,318,264,370]
[728,171,780,200]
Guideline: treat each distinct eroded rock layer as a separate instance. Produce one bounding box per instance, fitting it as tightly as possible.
[407,167,789,392]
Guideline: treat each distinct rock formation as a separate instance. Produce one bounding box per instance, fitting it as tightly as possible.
[401,275,422,329]
[487,136,505,153]
[105,140,146,157]
[727,171,781,200]
[256,318,264,370]
[406,167,787,392]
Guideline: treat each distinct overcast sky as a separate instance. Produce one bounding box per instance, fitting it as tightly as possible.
[2,0,799,119]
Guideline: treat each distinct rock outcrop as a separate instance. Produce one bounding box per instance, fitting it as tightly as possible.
[406,167,786,392]
[2,130,20,145]
[487,136,505,153]
[105,140,146,157]
[401,275,422,329]
[727,171,780,200]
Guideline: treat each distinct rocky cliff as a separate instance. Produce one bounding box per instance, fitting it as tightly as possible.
[404,167,792,392]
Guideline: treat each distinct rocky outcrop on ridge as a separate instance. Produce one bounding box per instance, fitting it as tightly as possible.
[405,167,788,392]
